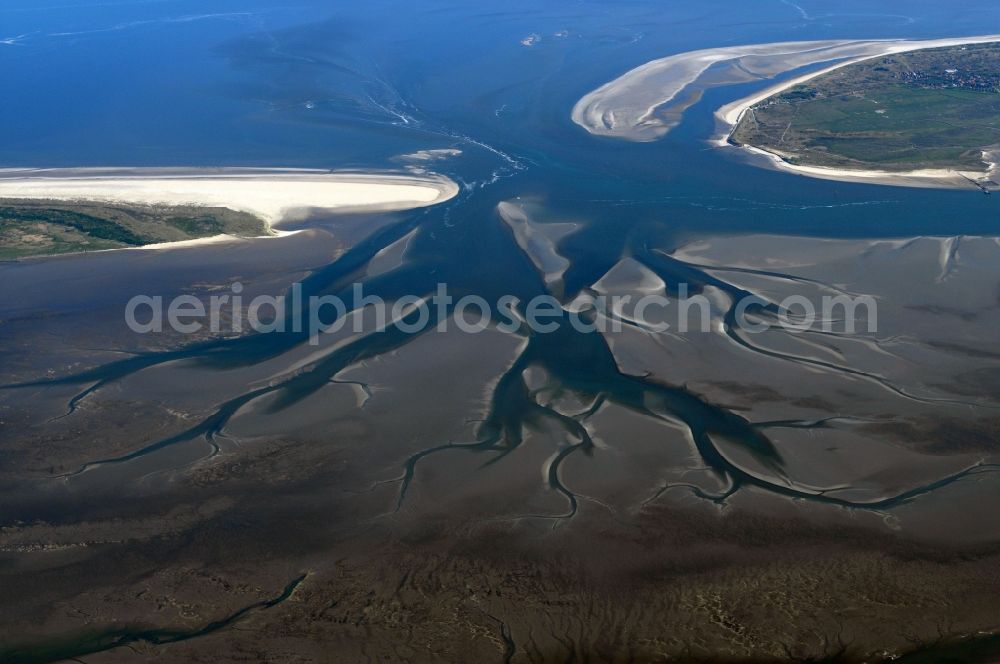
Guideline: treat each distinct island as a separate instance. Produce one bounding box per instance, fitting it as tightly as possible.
[728,42,1000,190]
[0,168,460,259]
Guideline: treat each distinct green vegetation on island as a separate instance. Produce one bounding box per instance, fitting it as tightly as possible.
[730,42,1000,174]
[0,200,269,259]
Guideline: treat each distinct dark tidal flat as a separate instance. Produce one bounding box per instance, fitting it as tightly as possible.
[4,1,1000,663]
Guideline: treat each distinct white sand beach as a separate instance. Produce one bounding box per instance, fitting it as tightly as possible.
[0,167,460,229]
[736,145,997,191]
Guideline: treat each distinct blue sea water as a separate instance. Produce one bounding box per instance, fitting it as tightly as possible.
[2,0,999,240]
